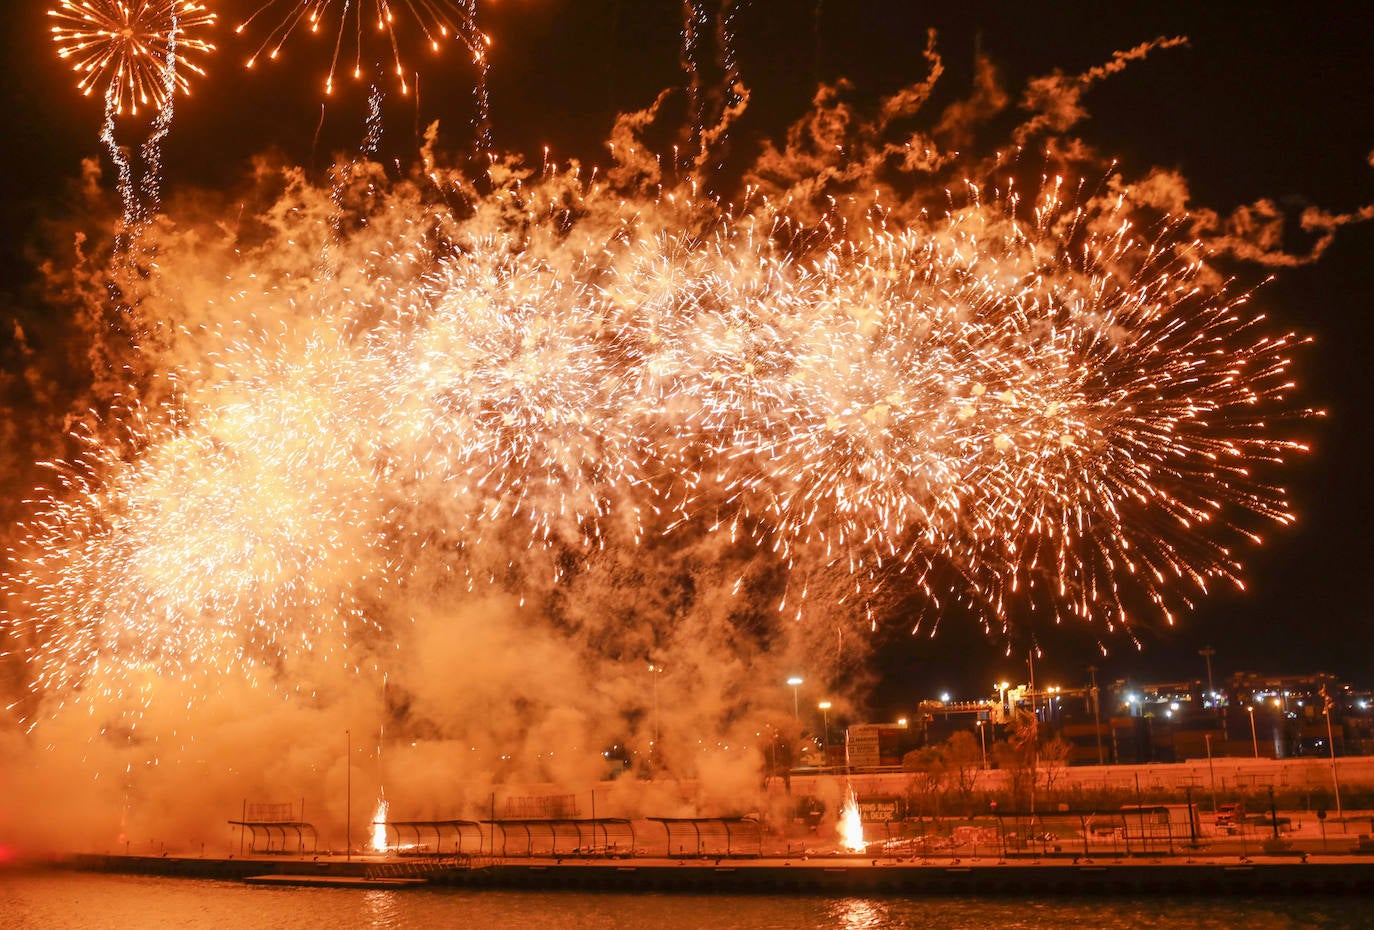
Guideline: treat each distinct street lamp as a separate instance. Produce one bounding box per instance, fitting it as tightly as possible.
[976,719,988,770]
[787,676,803,721]
[1325,706,1344,818]
[1247,705,1259,758]
[818,701,832,762]
[345,729,352,862]
[1087,665,1104,765]
[647,663,664,758]
[1199,646,1216,709]
[1204,733,1218,813]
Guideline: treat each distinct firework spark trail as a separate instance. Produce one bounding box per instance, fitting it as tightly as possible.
[459,0,493,155]
[99,87,139,233]
[136,4,182,218]
[678,0,750,174]
[680,0,709,164]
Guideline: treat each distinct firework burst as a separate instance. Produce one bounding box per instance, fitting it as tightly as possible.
[6,152,1313,732]
[49,0,216,116]
[4,333,390,730]
[236,0,488,96]
[4,26,1327,758]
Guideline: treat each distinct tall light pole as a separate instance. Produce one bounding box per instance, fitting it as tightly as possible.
[1087,665,1104,765]
[1247,705,1259,758]
[1204,733,1218,813]
[345,729,352,862]
[1325,705,1344,818]
[818,701,832,760]
[977,719,988,770]
[648,663,663,760]
[1199,646,1216,709]
[787,676,803,722]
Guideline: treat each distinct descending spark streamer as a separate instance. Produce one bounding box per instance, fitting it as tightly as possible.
[136,4,181,217]
[459,0,492,153]
[678,0,748,171]
[236,0,488,96]
[49,0,216,116]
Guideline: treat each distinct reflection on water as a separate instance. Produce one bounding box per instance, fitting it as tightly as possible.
[362,889,403,930]
[1,871,1371,930]
[834,897,888,930]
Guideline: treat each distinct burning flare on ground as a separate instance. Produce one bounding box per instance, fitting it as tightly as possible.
[839,790,865,853]
[371,796,389,853]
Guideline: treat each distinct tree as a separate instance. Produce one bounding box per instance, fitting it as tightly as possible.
[944,731,984,799]
[1039,736,1073,794]
[902,745,948,819]
[993,709,1039,806]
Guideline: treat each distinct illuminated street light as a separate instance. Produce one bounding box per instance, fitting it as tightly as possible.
[1199,646,1216,709]
[787,676,803,721]
[1319,692,1341,818]
[1247,705,1259,758]
[345,728,352,862]
[1204,733,1218,813]
[648,663,664,757]
[1087,665,1104,765]
[818,701,832,759]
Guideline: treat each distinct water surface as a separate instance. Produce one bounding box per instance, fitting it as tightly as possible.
[2,870,1368,930]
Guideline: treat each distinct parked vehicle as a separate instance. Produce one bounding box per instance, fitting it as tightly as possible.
[1215,804,1241,829]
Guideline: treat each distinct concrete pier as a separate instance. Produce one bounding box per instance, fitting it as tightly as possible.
[53,851,1374,896]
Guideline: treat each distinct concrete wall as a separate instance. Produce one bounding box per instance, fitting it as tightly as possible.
[784,755,1374,805]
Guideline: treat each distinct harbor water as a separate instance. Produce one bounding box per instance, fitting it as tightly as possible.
[2,870,1370,930]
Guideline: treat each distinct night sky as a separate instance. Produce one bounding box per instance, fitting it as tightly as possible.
[0,1,1370,711]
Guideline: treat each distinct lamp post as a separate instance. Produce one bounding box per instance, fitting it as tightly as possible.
[977,719,988,770]
[1247,705,1259,758]
[787,676,803,722]
[1087,665,1104,765]
[345,728,352,862]
[1325,707,1344,818]
[1199,646,1216,709]
[1204,733,1218,813]
[647,663,663,759]
[818,701,832,761]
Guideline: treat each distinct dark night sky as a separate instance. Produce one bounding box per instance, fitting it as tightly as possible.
[0,2,1370,710]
